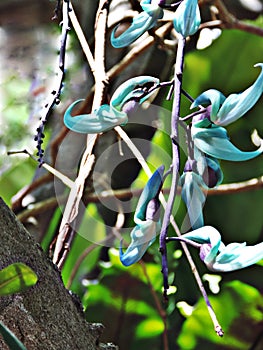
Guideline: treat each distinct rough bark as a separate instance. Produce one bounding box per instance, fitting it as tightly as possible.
[0,198,117,350]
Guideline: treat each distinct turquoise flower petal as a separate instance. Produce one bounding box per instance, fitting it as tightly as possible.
[217,63,263,126]
[64,76,159,134]
[111,1,163,48]
[213,242,263,272]
[111,76,160,111]
[177,226,263,272]
[192,120,263,161]
[134,165,164,223]
[120,221,158,266]
[120,165,164,266]
[191,64,263,126]
[179,226,224,265]
[64,100,128,134]
[173,0,201,38]
[180,171,206,229]
[191,89,226,120]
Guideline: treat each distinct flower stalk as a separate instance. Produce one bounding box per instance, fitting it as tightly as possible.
[159,34,185,299]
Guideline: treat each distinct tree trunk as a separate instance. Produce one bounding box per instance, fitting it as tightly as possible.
[0,198,117,350]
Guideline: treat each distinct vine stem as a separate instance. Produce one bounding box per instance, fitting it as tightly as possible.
[158,32,224,335]
[34,0,70,163]
[159,34,185,299]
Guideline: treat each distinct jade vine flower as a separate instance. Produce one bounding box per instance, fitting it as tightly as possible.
[64,76,159,134]
[191,118,263,161]
[176,226,263,272]
[191,64,263,126]
[120,165,164,266]
[180,160,206,230]
[173,0,201,38]
[111,0,163,48]
[180,151,223,229]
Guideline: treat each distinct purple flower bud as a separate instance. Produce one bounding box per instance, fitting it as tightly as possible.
[145,198,161,221]
[121,99,140,115]
[199,243,212,262]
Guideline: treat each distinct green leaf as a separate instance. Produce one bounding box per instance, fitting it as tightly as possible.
[0,322,27,350]
[0,263,38,296]
[136,318,164,339]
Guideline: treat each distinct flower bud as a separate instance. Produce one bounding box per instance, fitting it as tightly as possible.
[173,0,201,38]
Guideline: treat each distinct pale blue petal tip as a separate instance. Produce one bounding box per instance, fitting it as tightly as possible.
[119,222,157,266]
[119,240,140,267]
[64,102,128,134]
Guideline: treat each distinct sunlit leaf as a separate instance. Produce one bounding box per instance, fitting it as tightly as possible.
[0,263,38,296]
[136,318,164,339]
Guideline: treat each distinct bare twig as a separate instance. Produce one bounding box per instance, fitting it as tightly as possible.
[14,156,263,225]
[52,0,111,269]
[200,0,263,37]
[68,3,96,72]
[7,150,74,188]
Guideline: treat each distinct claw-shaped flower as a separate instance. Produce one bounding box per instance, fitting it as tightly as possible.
[191,64,263,126]
[64,76,159,134]
[180,160,206,230]
[192,119,263,161]
[111,0,163,48]
[176,226,263,272]
[173,0,201,38]
[120,165,164,266]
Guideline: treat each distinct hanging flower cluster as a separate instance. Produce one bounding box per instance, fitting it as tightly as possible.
[180,63,263,228]
[62,0,263,274]
[178,63,263,269]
